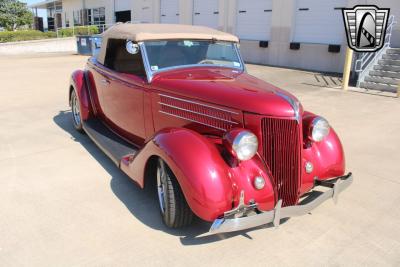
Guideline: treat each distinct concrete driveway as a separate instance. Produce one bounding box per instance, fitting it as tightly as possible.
[0,54,399,266]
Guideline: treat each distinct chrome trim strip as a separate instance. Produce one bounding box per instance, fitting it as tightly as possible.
[276,92,301,123]
[151,63,243,76]
[158,102,239,124]
[159,111,228,131]
[234,43,247,73]
[139,42,154,83]
[159,93,239,114]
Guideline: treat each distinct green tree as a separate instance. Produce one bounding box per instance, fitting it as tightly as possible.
[0,0,33,30]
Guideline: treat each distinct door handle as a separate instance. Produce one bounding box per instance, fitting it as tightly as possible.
[101,79,110,85]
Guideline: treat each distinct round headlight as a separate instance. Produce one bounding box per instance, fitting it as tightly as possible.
[232,130,259,161]
[310,117,330,142]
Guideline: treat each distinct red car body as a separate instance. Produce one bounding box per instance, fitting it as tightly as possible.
[69,24,351,233]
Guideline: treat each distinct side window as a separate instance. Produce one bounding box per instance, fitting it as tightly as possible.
[104,39,146,77]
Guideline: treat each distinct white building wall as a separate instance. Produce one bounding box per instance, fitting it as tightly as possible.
[115,0,131,12]
[58,0,400,73]
[62,0,82,28]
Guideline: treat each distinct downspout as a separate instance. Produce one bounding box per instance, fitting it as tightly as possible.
[113,0,116,24]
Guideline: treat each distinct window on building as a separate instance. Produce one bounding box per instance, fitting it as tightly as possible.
[104,39,146,77]
[87,9,92,25]
[92,7,106,26]
[73,10,82,26]
[65,12,70,27]
[72,7,105,27]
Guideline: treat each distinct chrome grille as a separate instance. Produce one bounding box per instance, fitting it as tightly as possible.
[261,118,301,206]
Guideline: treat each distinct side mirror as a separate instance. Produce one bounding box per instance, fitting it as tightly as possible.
[126,40,139,54]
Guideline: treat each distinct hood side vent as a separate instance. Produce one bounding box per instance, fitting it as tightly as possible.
[159,94,238,131]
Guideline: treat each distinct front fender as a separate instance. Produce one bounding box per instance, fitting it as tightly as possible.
[123,128,275,221]
[301,112,345,194]
[70,70,92,121]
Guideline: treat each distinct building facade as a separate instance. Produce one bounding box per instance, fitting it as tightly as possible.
[30,0,400,73]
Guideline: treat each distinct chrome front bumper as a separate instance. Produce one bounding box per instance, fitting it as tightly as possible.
[209,173,353,234]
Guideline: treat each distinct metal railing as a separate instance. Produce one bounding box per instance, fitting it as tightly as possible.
[355,15,397,86]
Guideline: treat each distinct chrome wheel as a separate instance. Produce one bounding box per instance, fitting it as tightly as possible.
[71,91,81,127]
[155,158,194,228]
[157,159,167,214]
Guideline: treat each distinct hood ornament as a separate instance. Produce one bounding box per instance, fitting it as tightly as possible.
[276,92,301,123]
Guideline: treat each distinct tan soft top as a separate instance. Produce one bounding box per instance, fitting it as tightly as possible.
[97,23,239,64]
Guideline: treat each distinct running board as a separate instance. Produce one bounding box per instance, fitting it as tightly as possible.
[82,118,138,166]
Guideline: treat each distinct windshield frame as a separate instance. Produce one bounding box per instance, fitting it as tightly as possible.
[138,40,245,83]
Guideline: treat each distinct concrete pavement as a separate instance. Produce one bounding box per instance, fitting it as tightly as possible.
[0,54,399,266]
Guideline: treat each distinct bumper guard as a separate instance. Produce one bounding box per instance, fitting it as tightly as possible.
[209,173,353,234]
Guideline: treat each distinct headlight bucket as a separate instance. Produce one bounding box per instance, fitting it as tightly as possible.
[223,129,259,161]
[309,117,330,142]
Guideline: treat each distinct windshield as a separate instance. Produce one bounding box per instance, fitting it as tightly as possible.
[143,40,243,72]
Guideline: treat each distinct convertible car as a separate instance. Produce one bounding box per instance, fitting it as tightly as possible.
[69,23,352,234]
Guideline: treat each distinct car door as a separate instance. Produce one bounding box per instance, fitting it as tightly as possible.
[99,38,147,144]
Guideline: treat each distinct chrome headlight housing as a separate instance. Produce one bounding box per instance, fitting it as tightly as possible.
[224,129,259,161]
[310,117,330,142]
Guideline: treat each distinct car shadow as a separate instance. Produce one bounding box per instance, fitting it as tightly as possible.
[53,110,290,245]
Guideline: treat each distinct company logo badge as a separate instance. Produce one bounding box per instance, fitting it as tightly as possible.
[342,5,390,52]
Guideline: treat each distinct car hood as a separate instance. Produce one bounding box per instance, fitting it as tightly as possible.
[151,67,301,118]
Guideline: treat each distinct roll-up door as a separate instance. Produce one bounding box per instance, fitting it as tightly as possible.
[293,0,347,44]
[193,0,219,29]
[160,0,179,24]
[140,0,153,23]
[236,0,273,41]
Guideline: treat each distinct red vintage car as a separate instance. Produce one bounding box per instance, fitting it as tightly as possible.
[69,24,352,234]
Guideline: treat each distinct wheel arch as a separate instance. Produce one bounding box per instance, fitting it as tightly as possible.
[69,70,92,121]
[143,155,159,190]
[123,128,235,221]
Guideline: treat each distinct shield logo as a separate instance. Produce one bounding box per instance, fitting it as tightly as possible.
[342,5,390,52]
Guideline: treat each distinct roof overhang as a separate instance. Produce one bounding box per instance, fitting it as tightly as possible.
[28,0,58,9]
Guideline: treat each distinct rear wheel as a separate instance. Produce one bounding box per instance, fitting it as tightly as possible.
[156,158,194,228]
[70,90,83,132]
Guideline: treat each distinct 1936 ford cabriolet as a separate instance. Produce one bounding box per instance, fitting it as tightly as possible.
[69,23,352,234]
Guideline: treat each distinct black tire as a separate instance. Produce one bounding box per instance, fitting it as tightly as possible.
[156,159,194,228]
[70,90,84,133]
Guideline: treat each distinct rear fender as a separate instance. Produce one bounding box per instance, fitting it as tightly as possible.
[122,128,275,221]
[70,70,92,121]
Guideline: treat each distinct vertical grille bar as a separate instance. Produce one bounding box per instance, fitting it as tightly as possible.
[261,118,301,206]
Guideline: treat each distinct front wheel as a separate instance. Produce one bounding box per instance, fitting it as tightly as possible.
[156,159,194,228]
[70,90,83,132]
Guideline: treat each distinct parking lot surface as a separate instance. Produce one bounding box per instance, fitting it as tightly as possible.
[0,54,399,266]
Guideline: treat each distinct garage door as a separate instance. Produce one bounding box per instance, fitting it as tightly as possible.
[293,0,347,44]
[160,0,179,24]
[140,0,153,23]
[115,0,131,12]
[193,0,219,29]
[236,0,273,41]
